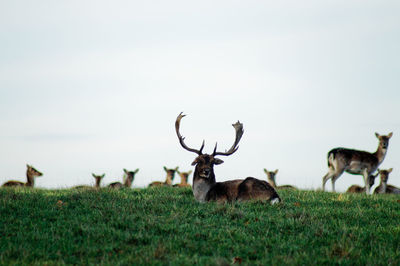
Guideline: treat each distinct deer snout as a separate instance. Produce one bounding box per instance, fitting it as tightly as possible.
[200,168,211,178]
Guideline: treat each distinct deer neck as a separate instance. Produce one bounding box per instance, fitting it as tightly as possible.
[180,175,189,185]
[268,178,277,188]
[164,173,174,185]
[192,168,216,202]
[378,180,387,193]
[26,171,35,187]
[374,146,387,165]
[95,178,102,188]
[124,176,133,187]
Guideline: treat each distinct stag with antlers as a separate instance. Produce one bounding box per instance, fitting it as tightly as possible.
[175,112,280,204]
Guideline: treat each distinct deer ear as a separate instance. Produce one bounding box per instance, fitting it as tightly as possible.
[134,169,139,174]
[375,132,380,138]
[191,159,198,166]
[101,174,105,178]
[92,173,96,178]
[263,168,268,173]
[163,166,168,172]
[274,169,279,174]
[188,170,193,175]
[388,132,393,138]
[123,168,128,174]
[175,167,179,171]
[388,168,393,173]
[214,158,224,165]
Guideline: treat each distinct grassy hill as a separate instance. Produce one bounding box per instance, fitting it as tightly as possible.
[0,187,399,265]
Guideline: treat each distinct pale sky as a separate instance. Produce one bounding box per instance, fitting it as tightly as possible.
[1,1,399,192]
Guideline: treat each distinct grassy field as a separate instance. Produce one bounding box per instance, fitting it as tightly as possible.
[0,187,400,265]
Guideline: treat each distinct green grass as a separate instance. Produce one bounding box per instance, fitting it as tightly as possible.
[1,187,400,265]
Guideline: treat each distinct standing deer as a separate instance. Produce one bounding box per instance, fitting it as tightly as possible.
[148,167,179,187]
[263,169,296,190]
[73,173,105,189]
[2,164,43,187]
[374,168,400,194]
[322,132,393,195]
[175,112,280,204]
[108,169,139,189]
[346,172,378,193]
[173,170,192,188]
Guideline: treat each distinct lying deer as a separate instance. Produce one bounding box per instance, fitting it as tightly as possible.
[2,164,43,187]
[346,172,378,193]
[73,173,105,189]
[374,168,400,194]
[173,170,192,188]
[322,132,393,195]
[263,169,296,190]
[108,169,138,189]
[148,167,179,187]
[175,112,280,204]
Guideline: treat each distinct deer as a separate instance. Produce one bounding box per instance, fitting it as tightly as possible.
[2,164,43,187]
[173,170,192,188]
[374,168,400,194]
[322,132,393,195]
[148,166,179,187]
[175,112,280,204]
[263,169,296,190]
[108,169,139,189]
[346,172,379,193]
[73,173,105,189]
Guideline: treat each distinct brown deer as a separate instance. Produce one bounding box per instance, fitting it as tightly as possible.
[148,166,179,187]
[263,169,296,190]
[374,168,400,194]
[73,173,105,189]
[322,132,393,195]
[346,172,378,193]
[175,112,280,204]
[2,164,43,187]
[173,170,192,188]
[108,169,138,189]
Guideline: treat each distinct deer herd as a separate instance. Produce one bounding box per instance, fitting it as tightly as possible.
[1,113,398,204]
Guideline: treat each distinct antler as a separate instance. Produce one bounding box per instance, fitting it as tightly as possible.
[175,112,204,155]
[212,120,244,156]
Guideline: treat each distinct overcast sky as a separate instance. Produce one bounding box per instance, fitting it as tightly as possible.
[1,1,399,192]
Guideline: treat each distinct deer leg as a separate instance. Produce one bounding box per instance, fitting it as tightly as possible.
[322,173,331,191]
[330,169,345,193]
[363,169,371,195]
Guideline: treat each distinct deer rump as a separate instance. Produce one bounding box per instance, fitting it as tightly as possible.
[205,177,280,202]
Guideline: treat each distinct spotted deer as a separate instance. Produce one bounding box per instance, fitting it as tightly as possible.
[322,132,393,195]
[148,167,179,187]
[108,169,139,189]
[2,164,43,187]
[263,169,296,190]
[374,168,400,194]
[74,173,105,189]
[346,172,378,193]
[173,170,192,188]
[175,112,280,204]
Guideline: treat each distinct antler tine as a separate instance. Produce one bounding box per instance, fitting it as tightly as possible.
[175,112,203,155]
[213,120,244,157]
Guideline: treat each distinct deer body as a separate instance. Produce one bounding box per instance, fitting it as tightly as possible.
[322,132,392,195]
[264,169,296,190]
[74,173,104,189]
[149,167,178,187]
[374,168,400,194]
[175,113,280,204]
[108,169,138,189]
[2,165,43,187]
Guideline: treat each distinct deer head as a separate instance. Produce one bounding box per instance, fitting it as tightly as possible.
[378,168,393,183]
[263,169,278,187]
[27,164,43,178]
[375,132,393,150]
[175,112,244,181]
